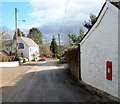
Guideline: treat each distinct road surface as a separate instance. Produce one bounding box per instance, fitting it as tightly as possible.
[2,61,107,102]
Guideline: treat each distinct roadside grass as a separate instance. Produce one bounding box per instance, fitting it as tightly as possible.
[46,58,59,61]
[46,57,67,63]
[58,57,67,63]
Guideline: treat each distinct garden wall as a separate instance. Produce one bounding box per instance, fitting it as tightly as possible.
[0,61,19,67]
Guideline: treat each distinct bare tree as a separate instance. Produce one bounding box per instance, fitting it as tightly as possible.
[39,40,52,58]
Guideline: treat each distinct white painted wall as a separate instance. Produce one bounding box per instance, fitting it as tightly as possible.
[18,37,29,60]
[17,37,40,61]
[118,8,120,99]
[29,47,40,61]
[0,61,19,67]
[80,2,119,98]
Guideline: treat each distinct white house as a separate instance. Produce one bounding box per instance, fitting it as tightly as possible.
[3,34,40,61]
[17,37,40,61]
[80,1,120,99]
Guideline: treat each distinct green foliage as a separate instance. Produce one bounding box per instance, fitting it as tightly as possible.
[58,45,68,58]
[50,35,58,58]
[27,28,43,44]
[21,32,25,37]
[46,58,59,61]
[83,14,97,30]
[68,33,77,44]
[68,27,84,45]
[31,53,38,61]
[13,29,25,40]
[0,40,4,49]
[58,57,67,63]
[14,53,23,65]
[39,41,52,58]
[0,41,2,49]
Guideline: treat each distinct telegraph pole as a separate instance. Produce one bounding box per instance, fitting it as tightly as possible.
[15,8,18,56]
[119,1,120,9]
[58,33,61,58]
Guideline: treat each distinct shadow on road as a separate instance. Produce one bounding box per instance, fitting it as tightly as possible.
[2,66,112,103]
[22,62,42,66]
[23,61,59,67]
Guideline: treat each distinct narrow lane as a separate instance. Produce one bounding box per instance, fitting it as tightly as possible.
[3,61,105,102]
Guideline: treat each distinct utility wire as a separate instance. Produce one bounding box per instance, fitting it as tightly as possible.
[59,0,69,34]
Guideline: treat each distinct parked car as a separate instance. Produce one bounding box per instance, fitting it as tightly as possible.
[39,57,46,61]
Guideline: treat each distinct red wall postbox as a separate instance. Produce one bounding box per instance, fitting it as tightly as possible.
[106,61,112,80]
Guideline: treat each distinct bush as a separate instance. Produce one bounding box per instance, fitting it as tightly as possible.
[46,58,59,61]
[0,51,10,62]
[64,46,80,78]
[14,53,23,65]
[58,57,67,63]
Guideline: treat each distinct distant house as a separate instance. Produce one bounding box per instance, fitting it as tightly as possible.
[2,32,40,61]
[80,1,120,99]
[17,36,40,61]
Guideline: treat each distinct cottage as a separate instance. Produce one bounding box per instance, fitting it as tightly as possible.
[2,33,40,61]
[80,1,120,99]
[17,37,40,61]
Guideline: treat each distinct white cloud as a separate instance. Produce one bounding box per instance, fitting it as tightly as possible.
[19,0,105,42]
[1,0,30,2]
[29,0,105,24]
[18,24,44,35]
[19,24,41,30]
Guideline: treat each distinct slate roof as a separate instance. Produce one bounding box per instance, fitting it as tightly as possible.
[20,37,39,47]
[2,40,14,47]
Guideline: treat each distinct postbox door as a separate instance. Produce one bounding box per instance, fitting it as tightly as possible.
[106,61,112,80]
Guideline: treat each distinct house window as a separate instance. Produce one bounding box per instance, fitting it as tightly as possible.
[18,43,24,49]
[30,48,32,52]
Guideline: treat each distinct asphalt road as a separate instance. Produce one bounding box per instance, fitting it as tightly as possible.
[2,61,106,102]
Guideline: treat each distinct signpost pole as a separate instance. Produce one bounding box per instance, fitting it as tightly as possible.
[15,8,18,56]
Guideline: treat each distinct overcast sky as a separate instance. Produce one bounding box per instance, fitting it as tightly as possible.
[2,0,105,43]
